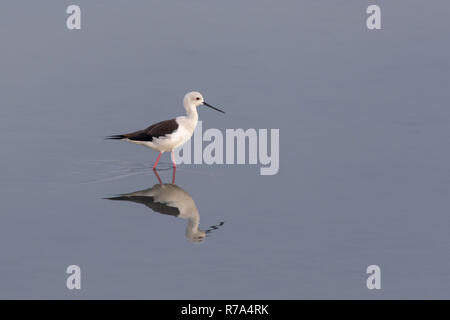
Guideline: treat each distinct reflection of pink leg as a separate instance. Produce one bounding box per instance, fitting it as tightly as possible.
[171,151,177,168]
[172,166,176,184]
[153,168,163,185]
[152,152,162,170]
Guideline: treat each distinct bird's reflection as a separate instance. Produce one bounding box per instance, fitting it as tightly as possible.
[106,171,224,243]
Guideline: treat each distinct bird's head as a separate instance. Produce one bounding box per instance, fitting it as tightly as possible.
[188,230,206,243]
[183,91,225,113]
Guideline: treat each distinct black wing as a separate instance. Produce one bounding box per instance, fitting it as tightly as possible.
[106,195,180,217]
[107,119,179,142]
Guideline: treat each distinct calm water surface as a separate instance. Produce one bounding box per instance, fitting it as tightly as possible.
[1,1,450,298]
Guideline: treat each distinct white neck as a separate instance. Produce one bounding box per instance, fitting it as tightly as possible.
[183,99,199,122]
[185,216,205,242]
[186,216,200,235]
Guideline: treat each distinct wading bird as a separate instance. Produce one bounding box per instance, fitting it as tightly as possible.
[107,91,224,170]
[106,171,225,243]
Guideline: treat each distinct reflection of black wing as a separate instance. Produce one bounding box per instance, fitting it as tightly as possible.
[106,196,180,217]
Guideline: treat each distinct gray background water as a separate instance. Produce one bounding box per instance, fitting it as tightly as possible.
[1,0,449,299]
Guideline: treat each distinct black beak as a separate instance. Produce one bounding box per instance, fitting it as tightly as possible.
[203,102,225,114]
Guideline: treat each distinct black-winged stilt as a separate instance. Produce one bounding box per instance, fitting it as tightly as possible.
[107,91,224,170]
[106,171,225,243]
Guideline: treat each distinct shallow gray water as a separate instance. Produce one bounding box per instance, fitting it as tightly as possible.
[1,1,450,298]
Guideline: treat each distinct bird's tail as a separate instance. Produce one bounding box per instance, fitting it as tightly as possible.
[105,135,125,140]
[103,195,129,200]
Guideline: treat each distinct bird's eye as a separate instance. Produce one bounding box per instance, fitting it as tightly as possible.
[196,97,200,100]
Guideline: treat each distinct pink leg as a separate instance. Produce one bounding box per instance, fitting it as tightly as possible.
[171,151,177,168]
[172,166,176,184]
[152,169,163,185]
[152,152,162,170]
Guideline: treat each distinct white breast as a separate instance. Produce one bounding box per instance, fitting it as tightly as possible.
[151,117,197,152]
